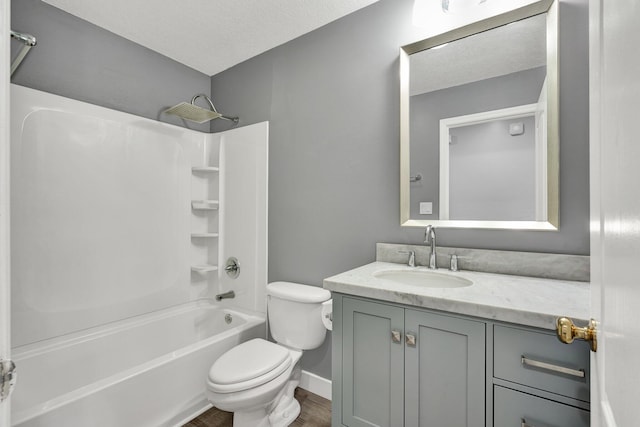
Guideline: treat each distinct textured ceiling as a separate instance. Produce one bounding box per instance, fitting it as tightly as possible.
[410,13,547,95]
[43,0,381,76]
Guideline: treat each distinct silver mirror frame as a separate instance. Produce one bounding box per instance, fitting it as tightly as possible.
[400,0,559,230]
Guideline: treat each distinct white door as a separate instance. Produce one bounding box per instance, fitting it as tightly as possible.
[589,0,640,426]
[0,0,12,425]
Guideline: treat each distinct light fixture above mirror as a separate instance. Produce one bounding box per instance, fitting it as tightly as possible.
[442,0,487,14]
[400,0,558,230]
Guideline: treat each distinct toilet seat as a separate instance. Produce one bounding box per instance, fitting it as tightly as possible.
[208,339,292,394]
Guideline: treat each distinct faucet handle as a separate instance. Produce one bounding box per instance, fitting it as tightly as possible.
[449,254,459,272]
[398,250,416,267]
[449,254,470,272]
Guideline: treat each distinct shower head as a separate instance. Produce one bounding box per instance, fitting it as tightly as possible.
[164,94,239,125]
[164,102,222,124]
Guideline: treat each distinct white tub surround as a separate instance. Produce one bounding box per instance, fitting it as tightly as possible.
[10,85,269,426]
[11,85,269,345]
[323,262,589,330]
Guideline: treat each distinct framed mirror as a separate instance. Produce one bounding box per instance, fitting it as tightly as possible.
[400,0,558,230]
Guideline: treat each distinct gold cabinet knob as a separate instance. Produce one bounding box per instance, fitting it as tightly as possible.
[556,317,597,352]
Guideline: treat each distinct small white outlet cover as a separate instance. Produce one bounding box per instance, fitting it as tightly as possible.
[419,202,433,215]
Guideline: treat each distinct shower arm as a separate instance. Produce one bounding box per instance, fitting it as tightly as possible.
[191,94,239,124]
[11,31,36,46]
[10,30,37,77]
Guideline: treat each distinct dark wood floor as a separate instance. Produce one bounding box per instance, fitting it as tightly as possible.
[182,388,331,427]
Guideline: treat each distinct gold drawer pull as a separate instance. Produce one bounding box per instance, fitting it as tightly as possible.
[521,356,585,378]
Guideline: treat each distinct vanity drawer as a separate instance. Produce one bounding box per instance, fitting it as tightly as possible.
[493,325,590,402]
[494,385,589,427]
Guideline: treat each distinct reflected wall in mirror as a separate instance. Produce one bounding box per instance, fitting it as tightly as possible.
[400,0,558,230]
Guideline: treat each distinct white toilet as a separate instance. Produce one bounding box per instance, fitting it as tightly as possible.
[206,281,332,427]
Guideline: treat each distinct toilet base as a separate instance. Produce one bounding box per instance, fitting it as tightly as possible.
[268,397,300,427]
[230,372,302,427]
[268,367,301,427]
[233,408,271,427]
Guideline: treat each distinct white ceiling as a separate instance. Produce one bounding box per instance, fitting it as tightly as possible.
[43,0,381,76]
[410,13,547,95]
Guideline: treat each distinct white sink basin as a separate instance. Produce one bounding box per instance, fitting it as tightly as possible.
[373,269,473,288]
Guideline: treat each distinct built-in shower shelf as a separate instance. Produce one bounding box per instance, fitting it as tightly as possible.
[192,166,219,173]
[190,233,219,238]
[191,264,218,273]
[190,161,219,277]
[191,200,219,210]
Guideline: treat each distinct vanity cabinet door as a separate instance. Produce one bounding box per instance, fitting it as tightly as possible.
[341,297,405,427]
[404,309,486,427]
[493,385,590,427]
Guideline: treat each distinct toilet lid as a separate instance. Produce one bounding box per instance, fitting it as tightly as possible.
[208,339,291,390]
[267,281,331,303]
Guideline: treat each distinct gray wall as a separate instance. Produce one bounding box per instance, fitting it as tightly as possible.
[409,67,546,219]
[11,0,211,132]
[449,116,537,221]
[210,0,589,379]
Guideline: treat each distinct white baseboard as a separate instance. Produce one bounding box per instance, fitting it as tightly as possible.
[299,370,332,401]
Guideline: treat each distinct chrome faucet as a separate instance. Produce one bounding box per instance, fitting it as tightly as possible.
[215,290,235,301]
[424,225,437,269]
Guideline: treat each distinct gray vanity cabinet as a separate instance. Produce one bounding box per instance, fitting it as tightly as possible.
[334,295,486,427]
[332,293,591,427]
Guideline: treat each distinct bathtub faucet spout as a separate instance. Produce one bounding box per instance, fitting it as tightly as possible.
[215,291,235,301]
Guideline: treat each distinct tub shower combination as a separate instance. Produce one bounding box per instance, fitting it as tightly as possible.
[12,302,264,426]
[10,85,269,426]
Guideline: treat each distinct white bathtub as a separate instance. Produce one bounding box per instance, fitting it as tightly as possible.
[11,299,266,427]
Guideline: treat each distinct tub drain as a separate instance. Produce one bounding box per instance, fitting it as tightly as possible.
[224,314,233,324]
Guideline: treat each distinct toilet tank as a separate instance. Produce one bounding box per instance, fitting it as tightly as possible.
[266,282,331,350]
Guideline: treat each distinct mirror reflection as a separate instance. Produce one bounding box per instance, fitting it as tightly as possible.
[400,1,558,230]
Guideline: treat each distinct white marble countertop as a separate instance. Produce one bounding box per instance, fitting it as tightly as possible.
[323,262,590,330]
